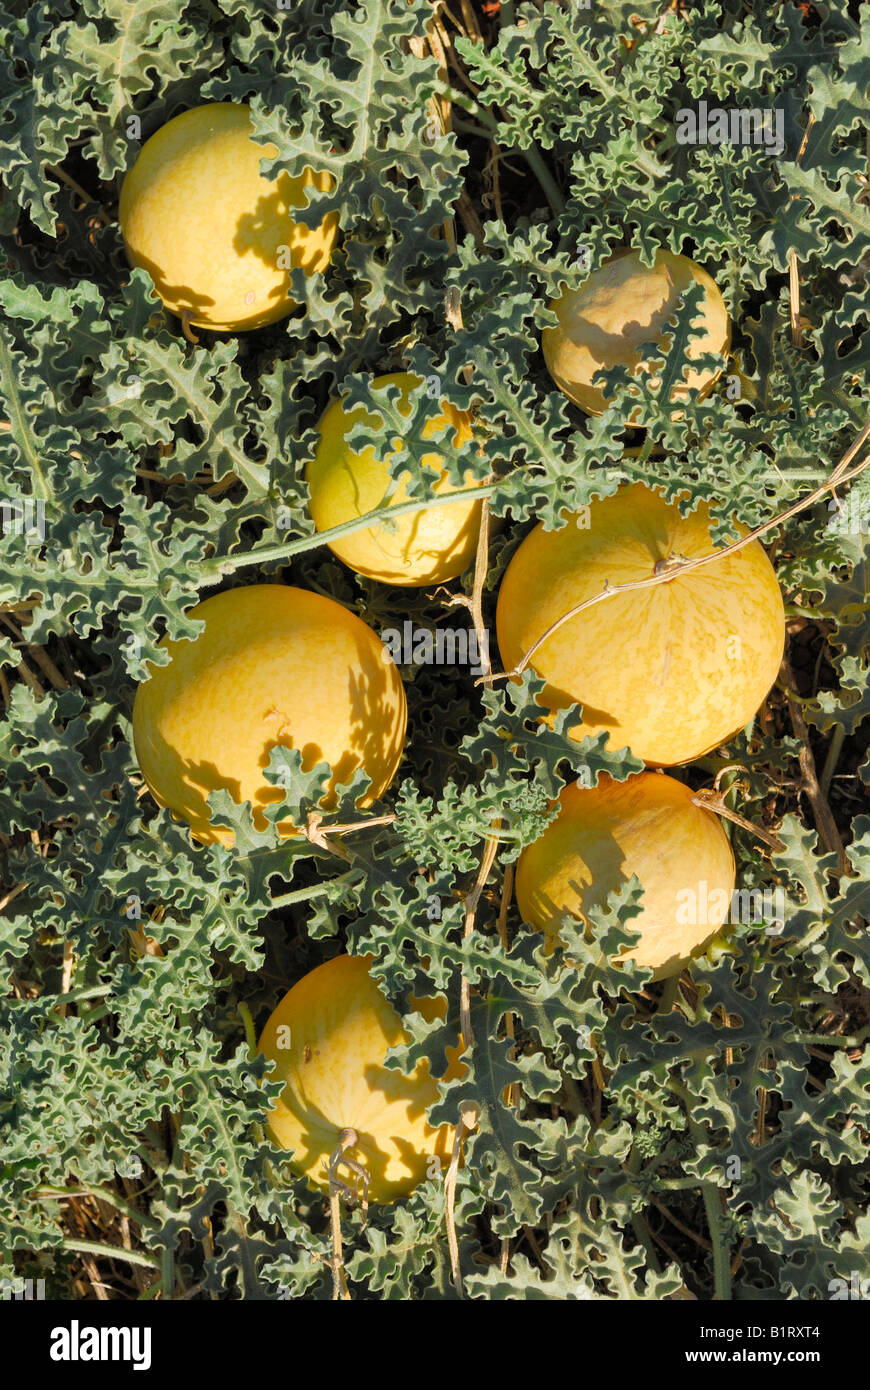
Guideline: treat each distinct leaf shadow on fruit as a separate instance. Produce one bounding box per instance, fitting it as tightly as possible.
[145,751,245,844]
[562,311,666,372]
[531,678,621,738]
[345,503,482,584]
[523,865,697,981]
[138,626,405,844]
[253,639,405,815]
[233,181,333,281]
[272,1060,452,1202]
[521,865,615,954]
[123,245,217,321]
[550,306,713,417]
[341,629,407,800]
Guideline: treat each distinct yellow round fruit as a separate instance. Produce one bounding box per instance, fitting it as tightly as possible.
[515,771,736,979]
[542,248,730,415]
[257,955,465,1202]
[495,483,785,766]
[306,372,483,585]
[119,102,338,331]
[131,585,406,846]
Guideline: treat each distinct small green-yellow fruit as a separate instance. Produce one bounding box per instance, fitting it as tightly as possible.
[515,771,736,979]
[542,248,730,415]
[306,372,483,586]
[119,102,338,331]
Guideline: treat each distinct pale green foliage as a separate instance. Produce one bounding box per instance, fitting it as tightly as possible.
[0,0,868,1302]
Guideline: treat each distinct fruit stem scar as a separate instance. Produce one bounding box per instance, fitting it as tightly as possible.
[653,552,686,576]
[263,706,293,739]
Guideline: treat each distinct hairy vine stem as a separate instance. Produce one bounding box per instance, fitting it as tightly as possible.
[666,1077,731,1299]
[202,481,497,581]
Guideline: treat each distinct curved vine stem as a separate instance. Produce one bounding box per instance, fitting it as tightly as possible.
[690,788,785,854]
[237,1001,257,1058]
[479,417,870,688]
[60,1238,161,1271]
[179,310,200,344]
[201,481,496,581]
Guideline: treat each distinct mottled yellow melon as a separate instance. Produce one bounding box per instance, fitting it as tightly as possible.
[257,955,465,1202]
[495,483,785,766]
[542,248,730,415]
[306,372,484,586]
[131,585,406,846]
[119,102,338,331]
[515,772,736,979]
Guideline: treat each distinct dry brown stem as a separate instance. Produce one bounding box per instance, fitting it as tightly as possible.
[778,653,849,876]
[690,789,785,854]
[327,1128,367,1301]
[445,1101,480,1294]
[46,164,113,226]
[480,418,870,688]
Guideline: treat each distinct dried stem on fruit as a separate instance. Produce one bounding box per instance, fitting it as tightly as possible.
[482,418,870,687]
[690,788,785,854]
[327,1127,368,1301]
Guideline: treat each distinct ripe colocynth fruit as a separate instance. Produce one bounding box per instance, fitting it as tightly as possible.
[543,248,730,415]
[307,372,484,586]
[257,955,464,1202]
[119,103,338,331]
[132,585,406,846]
[516,771,736,979]
[496,483,785,766]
